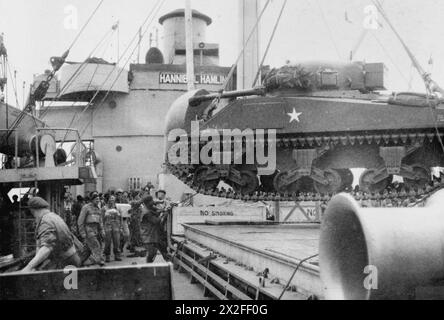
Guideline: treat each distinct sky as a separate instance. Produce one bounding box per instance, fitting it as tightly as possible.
[1,0,444,108]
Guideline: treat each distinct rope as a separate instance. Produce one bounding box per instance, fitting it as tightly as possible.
[348,0,385,61]
[313,0,342,60]
[277,253,319,300]
[6,60,20,109]
[60,28,115,97]
[371,0,444,154]
[5,59,39,137]
[64,0,165,151]
[40,25,117,119]
[252,0,288,87]
[371,32,410,85]
[4,0,105,137]
[67,0,105,52]
[222,0,272,92]
[75,0,165,139]
[203,0,272,117]
[39,26,117,137]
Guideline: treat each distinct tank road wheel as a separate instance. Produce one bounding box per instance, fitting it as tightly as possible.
[404,164,431,189]
[260,171,279,193]
[194,167,219,190]
[294,177,315,193]
[359,169,392,194]
[273,172,314,194]
[313,169,342,195]
[273,172,289,194]
[233,171,259,195]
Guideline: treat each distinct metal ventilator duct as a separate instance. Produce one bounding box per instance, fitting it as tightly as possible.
[319,190,444,300]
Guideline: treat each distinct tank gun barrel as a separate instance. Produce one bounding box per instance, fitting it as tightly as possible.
[189,87,266,107]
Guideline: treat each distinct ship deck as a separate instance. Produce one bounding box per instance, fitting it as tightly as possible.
[178,222,323,299]
[183,223,320,262]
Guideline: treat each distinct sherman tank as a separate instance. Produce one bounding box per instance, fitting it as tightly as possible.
[165,61,444,199]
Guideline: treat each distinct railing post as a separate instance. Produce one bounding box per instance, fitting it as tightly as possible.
[76,130,81,166]
[14,130,18,169]
[35,128,40,168]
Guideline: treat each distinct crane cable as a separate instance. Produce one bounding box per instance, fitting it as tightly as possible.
[349,0,385,61]
[6,60,21,110]
[1,59,42,147]
[5,0,105,138]
[39,22,118,119]
[67,0,105,52]
[252,0,288,88]
[58,25,116,98]
[76,0,165,142]
[5,59,39,132]
[370,32,410,85]
[371,0,444,154]
[203,0,272,119]
[62,0,165,150]
[313,0,342,60]
[222,0,271,93]
[372,0,444,96]
[71,0,165,143]
[84,40,115,92]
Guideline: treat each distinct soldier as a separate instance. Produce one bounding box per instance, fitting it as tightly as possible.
[116,189,124,204]
[140,195,170,263]
[154,190,174,237]
[102,195,122,262]
[128,195,143,254]
[154,190,169,209]
[121,191,130,204]
[71,195,84,236]
[77,192,105,266]
[22,197,81,272]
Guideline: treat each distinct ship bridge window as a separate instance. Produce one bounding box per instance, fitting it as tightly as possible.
[175,48,219,57]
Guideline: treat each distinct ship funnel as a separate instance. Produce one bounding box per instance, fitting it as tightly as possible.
[320,191,444,300]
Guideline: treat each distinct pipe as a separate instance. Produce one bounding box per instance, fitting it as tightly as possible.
[320,190,444,300]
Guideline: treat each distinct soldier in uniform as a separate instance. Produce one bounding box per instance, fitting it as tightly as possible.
[128,195,143,253]
[140,195,170,263]
[154,190,173,238]
[22,197,81,272]
[77,192,105,266]
[154,190,169,210]
[116,189,124,204]
[102,195,122,262]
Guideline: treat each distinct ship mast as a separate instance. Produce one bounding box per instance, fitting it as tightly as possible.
[0,33,8,129]
[237,0,261,90]
[185,0,196,91]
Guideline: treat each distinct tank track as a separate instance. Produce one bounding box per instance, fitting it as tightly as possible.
[166,130,444,204]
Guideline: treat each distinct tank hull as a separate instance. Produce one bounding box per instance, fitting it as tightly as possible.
[165,79,444,198]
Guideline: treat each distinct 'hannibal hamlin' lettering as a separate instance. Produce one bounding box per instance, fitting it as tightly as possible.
[159,72,226,85]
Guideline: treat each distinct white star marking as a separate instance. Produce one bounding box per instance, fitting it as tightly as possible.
[287,108,302,123]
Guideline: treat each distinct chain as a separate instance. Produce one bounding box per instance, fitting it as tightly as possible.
[165,130,444,205]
